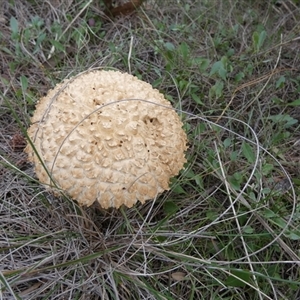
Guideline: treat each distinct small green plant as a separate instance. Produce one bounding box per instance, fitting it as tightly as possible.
[252,29,267,52]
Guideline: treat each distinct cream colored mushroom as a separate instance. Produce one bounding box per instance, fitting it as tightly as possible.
[25,70,187,209]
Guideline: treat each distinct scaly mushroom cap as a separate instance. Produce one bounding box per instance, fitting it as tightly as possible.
[25,70,187,209]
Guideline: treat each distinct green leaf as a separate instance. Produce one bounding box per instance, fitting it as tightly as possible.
[230,150,238,161]
[225,269,251,287]
[275,75,286,89]
[272,97,285,104]
[185,169,195,178]
[210,58,228,80]
[206,210,218,221]
[285,230,300,240]
[218,65,227,80]
[10,16,18,34]
[258,30,267,49]
[223,137,232,148]
[234,71,245,82]
[184,4,190,11]
[262,163,273,175]
[36,32,46,46]
[51,40,65,52]
[262,208,276,218]
[243,226,254,234]
[210,61,223,78]
[179,42,189,60]
[228,172,243,190]
[271,217,287,229]
[209,80,224,99]
[194,175,203,188]
[242,142,255,163]
[193,57,210,71]
[252,31,259,50]
[268,114,298,128]
[284,116,296,127]
[20,75,28,91]
[164,42,175,51]
[287,99,300,106]
[252,30,267,52]
[164,201,179,215]
[172,184,186,194]
[191,93,203,105]
[227,48,235,57]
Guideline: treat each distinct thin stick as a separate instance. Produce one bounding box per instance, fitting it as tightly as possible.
[128,35,134,74]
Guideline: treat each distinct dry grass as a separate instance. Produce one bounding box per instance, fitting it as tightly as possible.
[1,0,300,299]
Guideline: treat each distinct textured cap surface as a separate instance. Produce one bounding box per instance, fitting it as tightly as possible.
[25,70,187,208]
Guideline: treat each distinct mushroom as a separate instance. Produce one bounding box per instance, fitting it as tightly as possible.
[25,70,187,209]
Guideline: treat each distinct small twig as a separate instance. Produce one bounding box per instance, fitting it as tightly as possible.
[128,35,134,74]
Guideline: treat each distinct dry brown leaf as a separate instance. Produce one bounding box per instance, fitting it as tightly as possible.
[171,272,186,281]
[105,0,144,17]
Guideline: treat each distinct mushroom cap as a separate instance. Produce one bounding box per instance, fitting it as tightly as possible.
[25,70,187,209]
